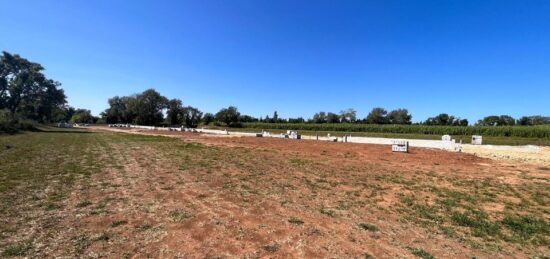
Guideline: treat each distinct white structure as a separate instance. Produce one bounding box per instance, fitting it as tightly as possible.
[286,130,301,139]
[391,140,409,152]
[57,122,73,128]
[472,135,483,145]
[442,135,451,141]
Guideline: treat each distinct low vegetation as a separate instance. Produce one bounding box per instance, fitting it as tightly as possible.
[243,122,550,138]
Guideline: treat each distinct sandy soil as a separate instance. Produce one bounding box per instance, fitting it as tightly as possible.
[462,144,550,166]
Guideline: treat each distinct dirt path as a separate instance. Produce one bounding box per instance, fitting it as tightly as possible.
[93,126,550,167]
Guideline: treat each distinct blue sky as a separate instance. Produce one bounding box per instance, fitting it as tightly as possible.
[1,0,548,122]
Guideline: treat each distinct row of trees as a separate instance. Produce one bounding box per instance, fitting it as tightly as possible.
[424,113,469,126]
[102,89,549,128]
[252,108,413,125]
[476,115,549,126]
[102,89,237,127]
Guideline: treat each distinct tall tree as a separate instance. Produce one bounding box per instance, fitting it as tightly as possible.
[70,109,94,123]
[339,108,357,123]
[517,115,550,125]
[181,106,202,128]
[498,115,516,126]
[166,98,183,125]
[0,51,66,122]
[365,107,388,124]
[272,111,279,123]
[202,113,215,125]
[387,108,412,124]
[476,115,515,126]
[312,112,327,123]
[425,113,452,125]
[326,112,340,123]
[134,89,168,125]
[103,96,129,123]
[215,106,240,126]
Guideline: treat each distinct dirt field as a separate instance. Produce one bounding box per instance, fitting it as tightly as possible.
[0,127,548,258]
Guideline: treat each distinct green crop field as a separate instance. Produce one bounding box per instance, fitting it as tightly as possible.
[241,123,550,146]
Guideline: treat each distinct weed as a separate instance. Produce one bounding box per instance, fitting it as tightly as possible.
[358,223,378,232]
[408,247,435,259]
[76,200,92,208]
[288,217,304,225]
[501,215,549,244]
[111,220,128,227]
[169,210,190,221]
[73,234,91,254]
[2,242,31,257]
[94,232,110,241]
[135,223,152,231]
[450,211,500,238]
[262,243,280,252]
[320,208,336,217]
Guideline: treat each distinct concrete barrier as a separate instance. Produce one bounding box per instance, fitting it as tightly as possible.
[120,125,462,151]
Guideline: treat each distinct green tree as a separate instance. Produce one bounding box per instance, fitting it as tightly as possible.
[498,115,516,126]
[326,112,339,123]
[0,51,66,122]
[272,111,279,123]
[215,106,240,126]
[239,115,258,123]
[339,108,357,123]
[458,118,469,126]
[202,113,215,125]
[516,115,549,125]
[70,109,94,123]
[134,89,168,125]
[181,106,202,128]
[387,108,412,124]
[103,96,134,124]
[477,115,499,126]
[365,107,388,124]
[312,112,327,123]
[166,98,183,125]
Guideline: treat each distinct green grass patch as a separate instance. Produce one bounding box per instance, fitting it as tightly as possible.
[501,215,549,245]
[169,210,190,221]
[408,247,435,259]
[111,220,128,227]
[2,242,31,257]
[76,200,93,208]
[358,223,378,232]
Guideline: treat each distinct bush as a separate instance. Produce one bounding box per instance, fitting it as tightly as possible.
[0,120,37,134]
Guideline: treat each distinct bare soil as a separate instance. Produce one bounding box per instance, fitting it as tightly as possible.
[71,126,547,258]
[1,126,548,258]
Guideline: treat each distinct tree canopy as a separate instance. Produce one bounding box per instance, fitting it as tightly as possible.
[0,51,67,122]
[215,106,241,126]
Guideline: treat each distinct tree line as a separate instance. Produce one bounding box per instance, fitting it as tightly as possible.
[101,88,549,127]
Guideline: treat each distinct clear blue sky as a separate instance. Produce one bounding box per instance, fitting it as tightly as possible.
[1,0,549,122]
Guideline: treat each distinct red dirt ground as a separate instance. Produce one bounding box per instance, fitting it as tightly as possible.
[53,126,547,258]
